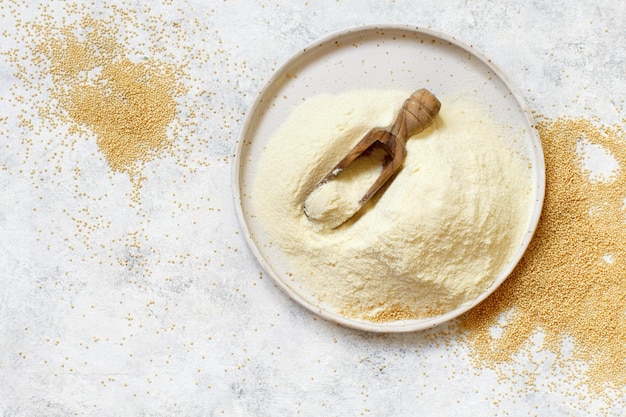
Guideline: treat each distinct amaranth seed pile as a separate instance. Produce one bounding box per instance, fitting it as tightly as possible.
[459,117,626,398]
[27,15,186,202]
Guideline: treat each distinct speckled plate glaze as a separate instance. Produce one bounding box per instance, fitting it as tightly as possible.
[233,25,545,332]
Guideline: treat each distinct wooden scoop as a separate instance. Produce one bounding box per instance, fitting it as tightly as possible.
[303,88,441,225]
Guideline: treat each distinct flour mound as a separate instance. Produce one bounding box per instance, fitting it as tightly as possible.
[253,90,533,321]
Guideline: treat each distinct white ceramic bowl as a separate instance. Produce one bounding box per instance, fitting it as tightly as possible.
[233,25,545,332]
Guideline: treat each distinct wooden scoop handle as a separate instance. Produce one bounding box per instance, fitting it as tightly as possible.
[389,88,441,142]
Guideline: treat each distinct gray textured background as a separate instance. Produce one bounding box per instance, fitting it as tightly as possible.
[1,0,624,416]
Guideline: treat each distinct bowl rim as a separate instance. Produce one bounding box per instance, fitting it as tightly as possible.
[231,23,546,332]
